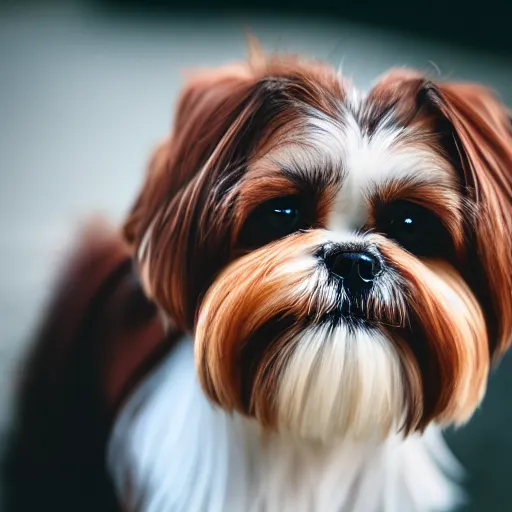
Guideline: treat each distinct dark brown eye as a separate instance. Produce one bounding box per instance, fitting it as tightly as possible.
[377,200,452,257]
[240,196,308,249]
[263,199,300,233]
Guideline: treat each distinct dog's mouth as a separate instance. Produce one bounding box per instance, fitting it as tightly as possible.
[320,307,377,330]
[317,288,402,330]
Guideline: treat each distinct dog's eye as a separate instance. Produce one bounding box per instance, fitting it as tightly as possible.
[377,200,451,257]
[262,198,301,234]
[240,196,308,248]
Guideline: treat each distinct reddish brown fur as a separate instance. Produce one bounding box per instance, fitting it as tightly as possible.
[124,56,345,331]
[379,238,489,426]
[434,82,512,358]
[7,221,135,512]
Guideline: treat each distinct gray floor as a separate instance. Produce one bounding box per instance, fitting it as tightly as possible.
[1,2,511,510]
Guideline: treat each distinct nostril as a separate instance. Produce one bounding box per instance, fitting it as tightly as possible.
[331,253,354,279]
[357,255,378,283]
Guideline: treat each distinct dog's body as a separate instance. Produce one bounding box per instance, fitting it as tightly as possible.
[8,49,512,512]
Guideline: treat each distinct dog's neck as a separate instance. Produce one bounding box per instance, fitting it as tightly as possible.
[108,335,464,512]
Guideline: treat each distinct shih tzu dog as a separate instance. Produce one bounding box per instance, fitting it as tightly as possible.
[8,47,512,512]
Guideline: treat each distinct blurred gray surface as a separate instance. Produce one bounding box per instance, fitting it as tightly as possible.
[1,3,511,510]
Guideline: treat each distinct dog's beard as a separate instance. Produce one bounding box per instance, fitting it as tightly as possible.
[195,230,489,443]
[276,324,405,442]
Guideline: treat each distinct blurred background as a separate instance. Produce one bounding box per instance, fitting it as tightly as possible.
[1,0,511,510]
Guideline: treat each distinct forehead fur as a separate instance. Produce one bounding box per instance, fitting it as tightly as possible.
[245,63,458,235]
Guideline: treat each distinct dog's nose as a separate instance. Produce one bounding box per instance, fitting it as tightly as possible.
[324,249,382,292]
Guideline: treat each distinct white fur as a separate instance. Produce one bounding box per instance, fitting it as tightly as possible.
[276,324,406,442]
[331,109,454,232]
[108,336,464,512]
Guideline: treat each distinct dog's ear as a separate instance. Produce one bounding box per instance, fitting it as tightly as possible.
[425,81,512,360]
[122,63,258,250]
[122,61,270,328]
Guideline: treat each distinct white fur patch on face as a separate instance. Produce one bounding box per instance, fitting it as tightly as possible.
[264,96,455,236]
[326,110,453,233]
[276,323,406,442]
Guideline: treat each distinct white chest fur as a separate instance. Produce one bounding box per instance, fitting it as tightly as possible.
[107,336,464,512]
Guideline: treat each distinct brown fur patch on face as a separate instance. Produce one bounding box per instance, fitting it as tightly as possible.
[378,236,489,427]
[194,231,331,422]
[124,55,346,331]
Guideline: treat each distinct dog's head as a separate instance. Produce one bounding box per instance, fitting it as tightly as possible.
[123,53,512,442]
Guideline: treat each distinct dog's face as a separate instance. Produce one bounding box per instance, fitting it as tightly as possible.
[124,55,512,442]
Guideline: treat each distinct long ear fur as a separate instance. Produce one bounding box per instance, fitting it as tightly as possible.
[121,63,266,329]
[428,82,512,359]
[122,62,258,250]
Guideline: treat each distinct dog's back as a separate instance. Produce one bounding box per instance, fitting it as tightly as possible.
[4,221,166,512]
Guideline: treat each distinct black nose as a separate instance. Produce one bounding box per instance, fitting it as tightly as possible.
[324,249,382,292]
